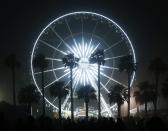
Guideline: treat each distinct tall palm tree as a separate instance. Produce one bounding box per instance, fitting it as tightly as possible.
[62,53,79,120]
[49,81,68,119]
[108,84,126,118]
[133,90,141,114]
[18,84,41,115]
[89,49,105,119]
[137,81,154,114]
[162,78,168,98]
[4,54,20,106]
[118,54,136,117]
[148,57,167,112]
[33,53,48,116]
[77,85,96,120]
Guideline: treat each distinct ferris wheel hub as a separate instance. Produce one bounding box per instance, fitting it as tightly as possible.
[79,58,89,69]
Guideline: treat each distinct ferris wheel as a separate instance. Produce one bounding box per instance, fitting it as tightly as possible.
[31,11,136,117]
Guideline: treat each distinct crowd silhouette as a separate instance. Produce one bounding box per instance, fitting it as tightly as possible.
[0,113,167,131]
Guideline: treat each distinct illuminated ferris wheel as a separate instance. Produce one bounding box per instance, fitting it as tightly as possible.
[31,11,136,117]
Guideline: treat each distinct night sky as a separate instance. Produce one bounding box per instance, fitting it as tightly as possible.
[0,0,167,103]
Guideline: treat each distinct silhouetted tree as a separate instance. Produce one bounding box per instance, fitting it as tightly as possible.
[108,84,126,118]
[33,54,48,116]
[89,49,105,119]
[18,84,40,115]
[119,54,136,117]
[77,85,96,119]
[62,53,79,120]
[133,90,142,114]
[49,81,68,119]
[148,57,167,112]
[162,78,168,98]
[4,54,20,106]
[138,81,155,114]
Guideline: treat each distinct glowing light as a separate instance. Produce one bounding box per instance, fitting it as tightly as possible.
[62,39,99,86]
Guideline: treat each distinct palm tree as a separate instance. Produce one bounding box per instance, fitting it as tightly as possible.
[137,81,155,114]
[4,54,20,106]
[148,57,167,112]
[49,81,68,119]
[118,54,136,117]
[89,49,105,119]
[62,53,79,120]
[33,53,48,116]
[133,90,141,114]
[77,85,96,119]
[18,84,41,115]
[162,78,168,98]
[108,84,126,118]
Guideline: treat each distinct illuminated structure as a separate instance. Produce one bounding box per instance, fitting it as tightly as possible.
[31,11,136,117]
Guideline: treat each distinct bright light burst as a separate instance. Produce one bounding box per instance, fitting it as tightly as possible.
[65,38,102,86]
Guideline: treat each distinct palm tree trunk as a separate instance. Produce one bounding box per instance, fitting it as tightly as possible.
[127,72,131,118]
[28,103,32,116]
[41,68,45,116]
[12,67,16,106]
[117,103,121,118]
[145,101,147,114]
[98,64,101,119]
[70,68,74,120]
[154,73,159,113]
[137,104,139,114]
[85,101,89,120]
[58,95,62,120]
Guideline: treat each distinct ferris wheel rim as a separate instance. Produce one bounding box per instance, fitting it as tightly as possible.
[30,11,136,115]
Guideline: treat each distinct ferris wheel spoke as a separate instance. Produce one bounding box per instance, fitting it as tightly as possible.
[73,70,82,93]
[75,68,83,86]
[85,38,92,57]
[90,80,112,115]
[101,65,119,70]
[88,65,103,73]
[61,80,71,110]
[92,21,98,35]
[104,54,127,60]
[100,94,112,115]
[87,68,98,79]
[100,82,110,93]
[72,69,80,79]
[52,97,58,104]
[34,67,65,75]
[64,80,71,89]
[50,26,78,56]
[85,69,96,84]
[65,19,80,57]
[85,21,98,57]
[102,104,116,113]
[39,39,67,55]
[88,70,109,93]
[62,94,70,110]
[100,72,127,88]
[62,71,81,110]
[104,39,124,52]
[105,77,111,87]
[44,71,70,89]
[91,42,101,54]
[110,104,117,109]
[89,20,98,43]
[45,57,62,62]
[62,70,81,109]
[65,19,77,44]
[81,16,84,44]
